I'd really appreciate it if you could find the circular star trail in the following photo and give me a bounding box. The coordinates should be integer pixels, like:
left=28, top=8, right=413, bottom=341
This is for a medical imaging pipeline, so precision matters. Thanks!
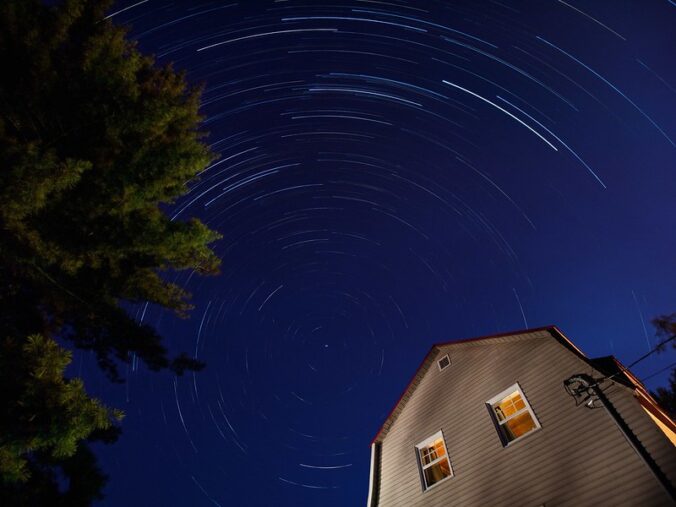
left=84, top=1, right=675, bottom=506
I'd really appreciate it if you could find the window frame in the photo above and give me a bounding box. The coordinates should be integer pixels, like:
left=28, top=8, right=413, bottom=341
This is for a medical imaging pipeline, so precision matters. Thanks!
left=486, top=382, right=541, bottom=447
left=437, top=354, right=451, bottom=372
left=415, top=430, right=453, bottom=491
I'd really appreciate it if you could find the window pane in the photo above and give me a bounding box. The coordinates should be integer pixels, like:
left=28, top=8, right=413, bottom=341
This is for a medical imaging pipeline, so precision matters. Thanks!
left=420, top=447, right=438, bottom=465
left=501, top=411, right=537, bottom=442
left=424, top=458, right=451, bottom=487
left=503, top=403, right=517, bottom=417
left=493, top=391, right=523, bottom=420
left=421, top=440, right=447, bottom=464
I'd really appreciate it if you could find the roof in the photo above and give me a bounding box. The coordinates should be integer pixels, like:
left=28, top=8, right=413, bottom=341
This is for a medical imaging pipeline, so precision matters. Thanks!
left=371, top=325, right=675, bottom=444
left=591, top=355, right=676, bottom=436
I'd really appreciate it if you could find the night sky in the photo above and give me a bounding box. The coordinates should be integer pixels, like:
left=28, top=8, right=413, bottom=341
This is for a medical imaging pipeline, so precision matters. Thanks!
left=79, top=1, right=675, bottom=505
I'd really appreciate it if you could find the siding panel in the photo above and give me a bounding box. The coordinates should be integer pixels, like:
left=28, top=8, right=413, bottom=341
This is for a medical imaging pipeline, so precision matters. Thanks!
left=376, top=331, right=675, bottom=506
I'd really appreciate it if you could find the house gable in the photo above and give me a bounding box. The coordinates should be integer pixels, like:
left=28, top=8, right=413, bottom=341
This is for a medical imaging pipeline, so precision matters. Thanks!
left=372, top=326, right=559, bottom=444
left=369, top=326, right=676, bottom=506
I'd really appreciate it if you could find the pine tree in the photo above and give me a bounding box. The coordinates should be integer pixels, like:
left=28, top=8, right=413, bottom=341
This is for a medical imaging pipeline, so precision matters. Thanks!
left=0, top=335, right=121, bottom=484
left=0, top=0, right=221, bottom=500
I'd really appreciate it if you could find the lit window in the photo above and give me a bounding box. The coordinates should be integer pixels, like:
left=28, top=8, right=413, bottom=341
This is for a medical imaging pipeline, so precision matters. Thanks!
left=416, top=430, right=453, bottom=490
left=437, top=354, right=451, bottom=371
left=487, top=383, right=540, bottom=445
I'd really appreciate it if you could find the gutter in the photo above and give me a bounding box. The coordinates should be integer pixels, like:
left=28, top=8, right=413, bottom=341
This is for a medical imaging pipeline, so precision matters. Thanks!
left=366, top=442, right=380, bottom=507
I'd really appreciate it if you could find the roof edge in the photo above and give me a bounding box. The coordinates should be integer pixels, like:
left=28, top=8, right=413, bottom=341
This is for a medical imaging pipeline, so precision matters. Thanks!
left=608, top=356, right=676, bottom=432
left=369, top=325, right=675, bottom=446
left=370, top=325, right=558, bottom=445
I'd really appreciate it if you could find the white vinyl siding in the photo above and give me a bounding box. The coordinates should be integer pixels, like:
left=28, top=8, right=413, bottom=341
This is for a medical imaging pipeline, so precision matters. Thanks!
left=375, top=330, right=676, bottom=506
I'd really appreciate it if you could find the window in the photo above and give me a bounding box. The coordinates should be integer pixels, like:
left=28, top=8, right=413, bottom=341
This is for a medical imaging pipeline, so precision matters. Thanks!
left=416, top=430, right=453, bottom=490
left=437, top=354, right=451, bottom=371
left=487, top=383, right=540, bottom=445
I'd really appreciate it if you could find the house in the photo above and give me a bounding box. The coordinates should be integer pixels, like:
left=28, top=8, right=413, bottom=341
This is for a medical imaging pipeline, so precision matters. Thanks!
left=367, top=326, right=676, bottom=506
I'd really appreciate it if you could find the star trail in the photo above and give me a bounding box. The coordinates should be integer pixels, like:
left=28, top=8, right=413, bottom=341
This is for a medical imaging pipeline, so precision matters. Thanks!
left=80, top=1, right=675, bottom=505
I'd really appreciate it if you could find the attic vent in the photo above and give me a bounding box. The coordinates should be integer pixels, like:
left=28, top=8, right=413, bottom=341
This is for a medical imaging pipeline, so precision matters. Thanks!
left=437, top=354, right=451, bottom=371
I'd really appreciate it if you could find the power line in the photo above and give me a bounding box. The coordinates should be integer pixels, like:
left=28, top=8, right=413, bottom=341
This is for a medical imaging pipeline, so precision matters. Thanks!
left=625, top=334, right=676, bottom=371
left=594, top=333, right=676, bottom=388
left=641, top=362, right=676, bottom=383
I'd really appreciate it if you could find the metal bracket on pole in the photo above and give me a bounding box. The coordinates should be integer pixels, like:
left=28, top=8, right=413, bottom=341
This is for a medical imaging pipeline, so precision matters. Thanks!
left=564, top=374, right=675, bottom=501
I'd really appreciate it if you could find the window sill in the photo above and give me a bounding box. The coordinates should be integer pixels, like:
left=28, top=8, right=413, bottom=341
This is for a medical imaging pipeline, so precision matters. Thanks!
left=503, top=426, right=541, bottom=448
left=423, top=474, right=453, bottom=492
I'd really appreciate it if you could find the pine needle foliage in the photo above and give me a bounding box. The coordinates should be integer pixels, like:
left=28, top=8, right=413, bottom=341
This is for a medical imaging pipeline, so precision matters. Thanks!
left=0, top=0, right=221, bottom=499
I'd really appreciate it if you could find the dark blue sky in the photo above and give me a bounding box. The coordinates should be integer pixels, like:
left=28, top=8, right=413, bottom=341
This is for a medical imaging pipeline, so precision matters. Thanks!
left=80, top=1, right=674, bottom=505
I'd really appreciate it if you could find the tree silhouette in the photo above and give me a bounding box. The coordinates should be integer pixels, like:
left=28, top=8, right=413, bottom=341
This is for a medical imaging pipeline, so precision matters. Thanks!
left=0, top=0, right=220, bottom=501
left=0, top=335, right=120, bottom=506
left=650, top=314, right=676, bottom=418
